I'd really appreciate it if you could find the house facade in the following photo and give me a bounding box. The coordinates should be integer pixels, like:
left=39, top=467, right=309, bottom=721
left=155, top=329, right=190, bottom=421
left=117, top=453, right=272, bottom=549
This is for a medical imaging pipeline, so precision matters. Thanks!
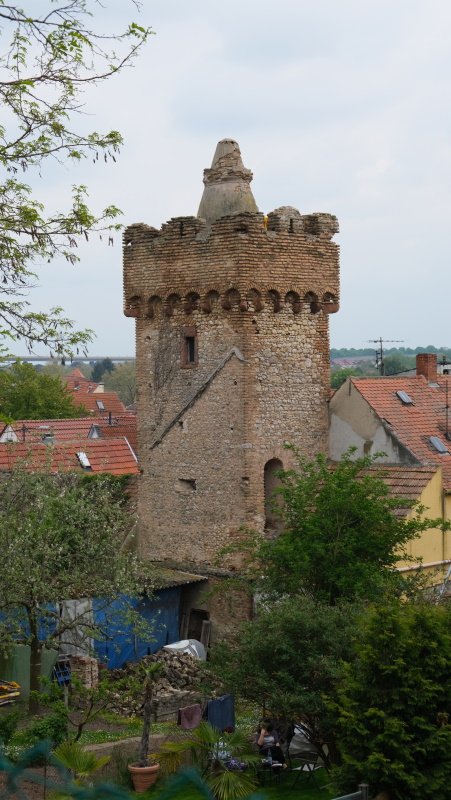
left=330, top=353, right=451, bottom=582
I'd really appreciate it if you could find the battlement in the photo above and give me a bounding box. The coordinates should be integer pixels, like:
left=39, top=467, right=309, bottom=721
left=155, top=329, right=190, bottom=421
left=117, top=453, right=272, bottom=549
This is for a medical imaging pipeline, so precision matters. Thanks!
left=123, top=207, right=339, bottom=320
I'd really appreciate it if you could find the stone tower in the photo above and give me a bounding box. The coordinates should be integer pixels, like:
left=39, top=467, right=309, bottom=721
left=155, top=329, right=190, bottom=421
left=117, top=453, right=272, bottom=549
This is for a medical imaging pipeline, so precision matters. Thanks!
left=123, top=139, right=340, bottom=572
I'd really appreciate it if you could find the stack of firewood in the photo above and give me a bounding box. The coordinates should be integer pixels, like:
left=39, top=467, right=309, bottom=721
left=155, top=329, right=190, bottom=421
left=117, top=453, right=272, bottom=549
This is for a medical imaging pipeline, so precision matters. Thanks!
left=70, top=655, right=99, bottom=688
left=103, top=648, right=220, bottom=716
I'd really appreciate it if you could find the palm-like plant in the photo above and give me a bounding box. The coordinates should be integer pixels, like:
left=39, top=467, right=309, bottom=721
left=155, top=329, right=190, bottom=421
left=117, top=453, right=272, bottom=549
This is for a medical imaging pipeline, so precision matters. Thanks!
left=158, top=721, right=260, bottom=800
left=52, top=740, right=110, bottom=797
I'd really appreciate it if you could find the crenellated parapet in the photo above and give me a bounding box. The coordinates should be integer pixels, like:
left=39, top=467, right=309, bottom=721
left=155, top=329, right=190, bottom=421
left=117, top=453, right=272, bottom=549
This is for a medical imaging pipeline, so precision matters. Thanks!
left=123, top=205, right=339, bottom=321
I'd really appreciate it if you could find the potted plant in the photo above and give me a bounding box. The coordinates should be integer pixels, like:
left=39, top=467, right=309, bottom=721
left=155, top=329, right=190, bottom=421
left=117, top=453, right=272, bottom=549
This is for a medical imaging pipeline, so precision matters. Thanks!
left=128, top=662, right=163, bottom=793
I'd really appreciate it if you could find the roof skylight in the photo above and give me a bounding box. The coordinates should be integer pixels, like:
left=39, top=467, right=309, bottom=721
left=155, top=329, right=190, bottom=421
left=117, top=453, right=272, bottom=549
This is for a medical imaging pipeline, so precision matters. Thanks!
left=396, top=390, right=413, bottom=405
left=76, top=451, right=92, bottom=469
left=429, top=436, right=449, bottom=454
left=96, top=400, right=105, bottom=410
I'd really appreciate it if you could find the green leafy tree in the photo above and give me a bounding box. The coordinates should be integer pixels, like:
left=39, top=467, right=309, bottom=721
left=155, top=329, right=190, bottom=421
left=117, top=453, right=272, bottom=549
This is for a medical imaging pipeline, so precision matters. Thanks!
left=382, top=355, right=410, bottom=375
left=0, top=2, right=152, bottom=358
left=103, top=360, right=136, bottom=406
left=227, top=448, right=444, bottom=606
left=207, top=597, right=358, bottom=768
left=330, top=368, right=362, bottom=390
left=0, top=360, right=85, bottom=419
left=332, top=600, right=451, bottom=800
left=0, top=467, right=153, bottom=714
left=91, top=358, right=115, bottom=383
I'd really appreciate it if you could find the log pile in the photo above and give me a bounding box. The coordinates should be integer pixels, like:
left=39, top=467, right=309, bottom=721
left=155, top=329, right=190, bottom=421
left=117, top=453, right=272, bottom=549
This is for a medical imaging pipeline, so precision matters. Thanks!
left=104, top=648, right=219, bottom=717
left=70, top=655, right=99, bottom=689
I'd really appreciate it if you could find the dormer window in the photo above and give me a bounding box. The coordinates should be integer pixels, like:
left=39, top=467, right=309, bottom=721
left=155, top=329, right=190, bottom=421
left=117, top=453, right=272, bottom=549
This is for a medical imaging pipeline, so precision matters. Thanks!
left=181, top=326, right=198, bottom=368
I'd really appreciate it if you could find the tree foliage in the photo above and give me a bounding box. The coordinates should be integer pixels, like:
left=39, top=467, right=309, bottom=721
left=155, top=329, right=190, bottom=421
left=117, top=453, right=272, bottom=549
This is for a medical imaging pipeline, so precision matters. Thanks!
left=103, top=360, right=135, bottom=406
left=332, top=600, right=451, bottom=800
left=207, top=597, right=359, bottom=768
left=382, top=355, right=412, bottom=375
left=330, top=368, right=362, bottom=390
left=91, top=358, right=115, bottom=383
left=227, top=448, right=443, bottom=605
left=0, top=360, right=84, bottom=420
left=0, top=2, right=152, bottom=358
left=0, top=466, right=153, bottom=712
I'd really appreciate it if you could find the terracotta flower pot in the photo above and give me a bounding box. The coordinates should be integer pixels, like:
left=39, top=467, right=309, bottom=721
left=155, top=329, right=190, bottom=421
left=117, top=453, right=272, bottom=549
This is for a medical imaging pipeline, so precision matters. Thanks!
left=128, top=762, right=160, bottom=793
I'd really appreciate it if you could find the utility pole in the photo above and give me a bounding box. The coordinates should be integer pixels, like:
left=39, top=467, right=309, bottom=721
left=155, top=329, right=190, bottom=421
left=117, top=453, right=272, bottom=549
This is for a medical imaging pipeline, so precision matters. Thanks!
left=367, top=337, right=404, bottom=375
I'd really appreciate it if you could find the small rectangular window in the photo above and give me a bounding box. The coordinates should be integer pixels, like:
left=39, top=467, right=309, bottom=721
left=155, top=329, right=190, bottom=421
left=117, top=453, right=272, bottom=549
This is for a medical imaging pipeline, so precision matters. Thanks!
left=186, top=336, right=195, bottom=363
left=181, top=326, right=198, bottom=368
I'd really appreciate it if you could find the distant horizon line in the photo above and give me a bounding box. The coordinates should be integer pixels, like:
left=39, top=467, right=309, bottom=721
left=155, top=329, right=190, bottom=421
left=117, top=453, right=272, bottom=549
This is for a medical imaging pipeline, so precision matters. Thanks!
left=6, top=355, right=135, bottom=362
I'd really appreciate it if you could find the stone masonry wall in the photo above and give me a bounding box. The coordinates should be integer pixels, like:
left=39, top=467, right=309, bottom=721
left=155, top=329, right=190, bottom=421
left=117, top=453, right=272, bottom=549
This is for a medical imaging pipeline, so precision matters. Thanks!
left=125, top=206, right=339, bottom=570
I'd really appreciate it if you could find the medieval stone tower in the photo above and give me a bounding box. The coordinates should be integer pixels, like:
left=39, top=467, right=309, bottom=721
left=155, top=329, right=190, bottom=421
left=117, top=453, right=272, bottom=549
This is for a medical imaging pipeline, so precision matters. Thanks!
left=123, top=139, right=340, bottom=573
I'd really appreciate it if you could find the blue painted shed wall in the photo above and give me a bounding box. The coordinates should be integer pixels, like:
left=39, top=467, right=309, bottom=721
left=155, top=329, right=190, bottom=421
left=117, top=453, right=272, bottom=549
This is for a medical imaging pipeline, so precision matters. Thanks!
left=93, top=587, right=181, bottom=668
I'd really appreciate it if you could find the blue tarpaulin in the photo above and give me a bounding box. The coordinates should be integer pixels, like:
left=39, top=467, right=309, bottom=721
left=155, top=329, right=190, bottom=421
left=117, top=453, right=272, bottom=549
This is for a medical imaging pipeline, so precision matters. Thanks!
left=93, top=587, right=181, bottom=668
left=0, top=605, right=58, bottom=643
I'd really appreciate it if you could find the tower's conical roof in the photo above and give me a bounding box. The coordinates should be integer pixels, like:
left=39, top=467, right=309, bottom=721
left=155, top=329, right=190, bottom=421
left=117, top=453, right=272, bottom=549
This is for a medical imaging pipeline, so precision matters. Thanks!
left=197, top=139, right=258, bottom=227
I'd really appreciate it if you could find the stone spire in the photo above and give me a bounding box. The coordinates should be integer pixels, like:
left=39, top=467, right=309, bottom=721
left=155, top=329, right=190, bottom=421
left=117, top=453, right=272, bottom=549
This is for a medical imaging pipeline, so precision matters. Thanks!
left=197, top=139, right=259, bottom=227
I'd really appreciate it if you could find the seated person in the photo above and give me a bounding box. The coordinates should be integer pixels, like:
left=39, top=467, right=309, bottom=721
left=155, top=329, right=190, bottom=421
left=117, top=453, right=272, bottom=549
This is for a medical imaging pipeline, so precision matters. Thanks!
left=255, top=719, right=288, bottom=769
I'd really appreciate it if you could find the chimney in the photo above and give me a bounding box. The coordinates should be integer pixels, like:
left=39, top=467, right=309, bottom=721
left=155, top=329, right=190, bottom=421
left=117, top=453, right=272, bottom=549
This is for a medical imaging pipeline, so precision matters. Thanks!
left=416, top=353, right=437, bottom=382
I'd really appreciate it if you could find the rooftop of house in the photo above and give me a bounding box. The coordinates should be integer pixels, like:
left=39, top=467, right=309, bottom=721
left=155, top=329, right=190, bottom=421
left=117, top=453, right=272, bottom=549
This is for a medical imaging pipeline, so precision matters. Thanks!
left=96, top=422, right=137, bottom=454
left=359, top=465, right=440, bottom=516
left=0, top=418, right=95, bottom=443
left=70, top=391, right=126, bottom=416
left=0, top=437, right=139, bottom=476
left=347, top=358, right=451, bottom=489
left=64, top=368, right=101, bottom=394
left=151, top=567, right=207, bottom=589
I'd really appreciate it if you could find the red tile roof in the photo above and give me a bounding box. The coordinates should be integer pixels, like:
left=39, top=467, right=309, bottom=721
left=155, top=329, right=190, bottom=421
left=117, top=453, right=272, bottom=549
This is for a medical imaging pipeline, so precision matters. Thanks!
left=360, top=465, right=440, bottom=516
left=64, top=368, right=100, bottom=393
left=65, top=379, right=101, bottom=394
left=71, top=392, right=126, bottom=415
left=0, top=438, right=139, bottom=476
left=0, top=418, right=94, bottom=443
left=97, top=422, right=137, bottom=454
left=351, top=375, right=451, bottom=489
left=68, top=368, right=87, bottom=379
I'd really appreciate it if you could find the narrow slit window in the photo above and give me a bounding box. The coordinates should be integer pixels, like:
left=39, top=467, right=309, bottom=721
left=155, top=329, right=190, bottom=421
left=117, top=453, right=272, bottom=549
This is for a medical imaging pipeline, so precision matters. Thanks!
left=186, top=336, right=195, bottom=363
left=181, top=326, right=198, bottom=367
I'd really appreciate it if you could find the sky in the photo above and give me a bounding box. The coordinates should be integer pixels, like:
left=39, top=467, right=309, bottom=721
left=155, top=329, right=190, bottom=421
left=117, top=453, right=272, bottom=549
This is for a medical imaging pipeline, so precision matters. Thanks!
left=10, top=0, right=451, bottom=356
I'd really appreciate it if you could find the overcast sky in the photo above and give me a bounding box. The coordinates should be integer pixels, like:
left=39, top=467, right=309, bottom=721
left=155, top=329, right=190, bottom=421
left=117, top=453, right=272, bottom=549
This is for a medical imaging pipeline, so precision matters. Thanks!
left=12, top=0, right=451, bottom=356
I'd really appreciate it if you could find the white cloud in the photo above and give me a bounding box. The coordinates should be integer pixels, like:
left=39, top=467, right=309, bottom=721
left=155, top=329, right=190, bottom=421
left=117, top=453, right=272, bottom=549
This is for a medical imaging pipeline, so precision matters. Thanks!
left=8, top=0, right=451, bottom=354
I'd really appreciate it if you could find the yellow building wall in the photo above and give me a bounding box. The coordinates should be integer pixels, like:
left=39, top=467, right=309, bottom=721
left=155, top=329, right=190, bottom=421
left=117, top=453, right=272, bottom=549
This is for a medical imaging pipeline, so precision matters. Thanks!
left=397, top=467, right=451, bottom=583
